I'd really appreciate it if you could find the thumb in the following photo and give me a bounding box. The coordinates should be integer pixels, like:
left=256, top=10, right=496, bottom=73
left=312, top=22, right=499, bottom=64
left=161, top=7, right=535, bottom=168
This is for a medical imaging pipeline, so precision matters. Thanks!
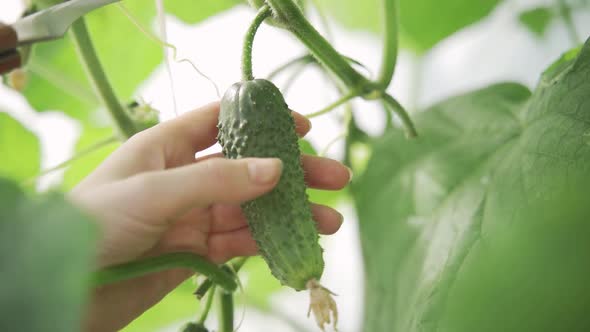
left=121, top=157, right=283, bottom=220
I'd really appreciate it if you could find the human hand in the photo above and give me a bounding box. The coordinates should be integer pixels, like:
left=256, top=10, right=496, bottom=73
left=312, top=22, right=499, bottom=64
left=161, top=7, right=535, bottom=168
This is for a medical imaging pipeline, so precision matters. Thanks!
left=70, top=102, right=351, bottom=332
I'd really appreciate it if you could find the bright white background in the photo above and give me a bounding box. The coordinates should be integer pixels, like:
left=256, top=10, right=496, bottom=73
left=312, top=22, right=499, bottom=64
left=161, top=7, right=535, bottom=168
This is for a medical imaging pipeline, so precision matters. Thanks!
left=1, top=1, right=589, bottom=331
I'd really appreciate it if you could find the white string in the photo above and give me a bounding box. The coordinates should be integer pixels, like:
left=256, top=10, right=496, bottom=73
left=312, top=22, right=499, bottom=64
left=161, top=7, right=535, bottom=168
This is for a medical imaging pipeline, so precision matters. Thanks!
left=117, top=3, right=221, bottom=99
left=154, top=0, right=178, bottom=116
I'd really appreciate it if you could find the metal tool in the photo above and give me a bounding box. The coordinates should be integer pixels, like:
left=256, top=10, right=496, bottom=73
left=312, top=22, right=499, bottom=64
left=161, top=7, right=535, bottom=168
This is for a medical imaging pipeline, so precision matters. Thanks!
left=0, top=0, right=121, bottom=75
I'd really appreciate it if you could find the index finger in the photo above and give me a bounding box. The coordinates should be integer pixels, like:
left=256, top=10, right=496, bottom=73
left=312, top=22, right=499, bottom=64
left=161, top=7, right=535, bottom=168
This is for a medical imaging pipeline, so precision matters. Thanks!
left=144, top=102, right=312, bottom=168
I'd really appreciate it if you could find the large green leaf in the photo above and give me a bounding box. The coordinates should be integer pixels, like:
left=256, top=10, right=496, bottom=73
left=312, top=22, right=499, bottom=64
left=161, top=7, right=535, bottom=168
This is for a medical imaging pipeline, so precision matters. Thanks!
left=166, top=0, right=242, bottom=24
left=0, top=179, right=97, bottom=332
left=354, top=40, right=590, bottom=331
left=0, top=113, right=41, bottom=181
left=25, top=0, right=160, bottom=121
left=322, top=0, right=502, bottom=53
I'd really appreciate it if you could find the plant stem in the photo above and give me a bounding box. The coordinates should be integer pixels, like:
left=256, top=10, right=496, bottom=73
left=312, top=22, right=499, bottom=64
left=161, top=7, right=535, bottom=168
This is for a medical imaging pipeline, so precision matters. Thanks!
left=556, top=0, right=580, bottom=45
left=243, top=5, right=272, bottom=81
left=194, top=258, right=248, bottom=299
left=92, top=253, right=237, bottom=292
left=320, top=132, right=347, bottom=157
left=266, top=0, right=417, bottom=135
left=198, top=285, right=216, bottom=325
left=382, top=93, right=417, bottom=137
left=306, top=92, right=358, bottom=118
left=268, top=54, right=371, bottom=81
left=266, top=0, right=370, bottom=92
left=268, top=54, right=315, bottom=80
left=309, top=0, right=333, bottom=42
left=26, top=135, right=119, bottom=184
left=218, top=290, right=234, bottom=332
left=69, top=19, right=137, bottom=138
left=377, top=0, right=400, bottom=88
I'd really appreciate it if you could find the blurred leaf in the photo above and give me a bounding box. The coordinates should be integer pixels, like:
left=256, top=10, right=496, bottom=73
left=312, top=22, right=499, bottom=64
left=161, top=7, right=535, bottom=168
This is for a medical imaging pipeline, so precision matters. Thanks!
left=238, top=257, right=282, bottom=310
left=62, top=126, right=120, bottom=189
left=166, top=0, right=242, bottom=24
left=24, top=1, right=161, bottom=121
left=354, top=41, right=590, bottom=331
left=323, top=0, right=502, bottom=53
left=519, top=7, right=554, bottom=37
left=0, top=113, right=40, bottom=181
left=0, top=178, right=96, bottom=332
left=122, top=279, right=200, bottom=332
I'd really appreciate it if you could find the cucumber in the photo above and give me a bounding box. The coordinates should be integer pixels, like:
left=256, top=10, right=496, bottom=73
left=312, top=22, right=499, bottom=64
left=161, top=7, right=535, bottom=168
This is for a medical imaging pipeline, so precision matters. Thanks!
left=217, top=78, right=337, bottom=330
left=218, top=79, right=322, bottom=290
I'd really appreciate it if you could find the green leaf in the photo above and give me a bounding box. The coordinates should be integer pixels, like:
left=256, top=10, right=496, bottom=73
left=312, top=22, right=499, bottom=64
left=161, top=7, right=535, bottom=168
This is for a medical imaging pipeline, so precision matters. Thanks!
left=354, top=40, right=590, bottom=331
left=0, top=113, right=41, bottom=181
left=166, top=0, right=242, bottom=24
left=24, top=1, right=161, bottom=121
left=323, top=0, right=502, bottom=53
left=519, top=7, right=554, bottom=37
left=0, top=178, right=97, bottom=332
left=62, top=125, right=120, bottom=189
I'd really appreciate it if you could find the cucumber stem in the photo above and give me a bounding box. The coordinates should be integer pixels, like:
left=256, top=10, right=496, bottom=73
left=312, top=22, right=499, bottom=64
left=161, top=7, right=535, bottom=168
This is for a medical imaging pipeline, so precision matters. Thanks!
left=242, top=5, right=272, bottom=81
left=265, top=0, right=370, bottom=92
left=376, top=0, right=400, bottom=88
left=92, top=253, right=237, bottom=292
left=69, top=18, right=137, bottom=139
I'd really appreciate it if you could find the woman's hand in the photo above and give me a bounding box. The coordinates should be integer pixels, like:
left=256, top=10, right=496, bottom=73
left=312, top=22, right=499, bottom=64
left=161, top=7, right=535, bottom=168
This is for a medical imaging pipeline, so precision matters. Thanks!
left=70, top=102, right=351, bottom=332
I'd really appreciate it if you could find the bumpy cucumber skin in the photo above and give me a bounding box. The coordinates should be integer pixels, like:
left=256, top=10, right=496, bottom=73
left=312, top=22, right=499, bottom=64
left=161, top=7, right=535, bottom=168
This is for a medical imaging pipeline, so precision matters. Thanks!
left=217, top=79, right=324, bottom=291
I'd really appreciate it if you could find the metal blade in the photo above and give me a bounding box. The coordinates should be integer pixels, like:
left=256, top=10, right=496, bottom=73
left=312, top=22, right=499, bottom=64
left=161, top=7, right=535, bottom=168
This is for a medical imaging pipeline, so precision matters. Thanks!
left=12, top=0, right=121, bottom=46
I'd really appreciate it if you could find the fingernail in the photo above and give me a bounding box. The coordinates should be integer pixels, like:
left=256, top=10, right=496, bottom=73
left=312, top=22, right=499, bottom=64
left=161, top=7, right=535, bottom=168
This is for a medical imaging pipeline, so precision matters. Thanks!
left=305, top=116, right=312, bottom=130
left=346, top=166, right=354, bottom=183
left=337, top=211, right=344, bottom=225
left=248, top=158, right=283, bottom=185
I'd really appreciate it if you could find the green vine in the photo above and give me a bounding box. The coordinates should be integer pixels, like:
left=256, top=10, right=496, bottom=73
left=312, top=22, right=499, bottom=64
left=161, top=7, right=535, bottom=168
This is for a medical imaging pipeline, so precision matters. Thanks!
left=264, top=0, right=417, bottom=136
left=218, top=290, right=234, bottom=332
left=265, top=0, right=370, bottom=93
left=376, top=0, right=400, bottom=88
left=198, top=285, right=216, bottom=325
left=243, top=5, right=273, bottom=81
left=92, top=253, right=237, bottom=292
left=194, top=258, right=247, bottom=299
left=382, top=93, right=417, bottom=137
left=69, top=19, right=138, bottom=139
left=306, top=92, right=358, bottom=119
